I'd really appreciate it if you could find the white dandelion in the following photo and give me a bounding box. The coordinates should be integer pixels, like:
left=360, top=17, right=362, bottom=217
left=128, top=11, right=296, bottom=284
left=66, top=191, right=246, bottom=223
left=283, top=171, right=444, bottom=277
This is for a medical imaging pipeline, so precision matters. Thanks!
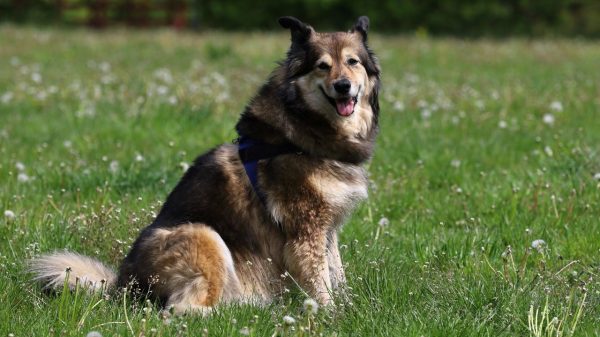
left=498, top=120, right=507, bottom=129
left=393, top=101, right=405, bottom=111
left=135, top=153, right=144, bottom=162
left=549, top=101, right=563, bottom=112
left=420, top=108, right=431, bottom=119
left=239, top=327, right=250, bottom=336
left=86, top=331, right=103, bottom=337
left=378, top=217, right=390, bottom=227
left=303, top=298, right=319, bottom=314
left=17, top=173, right=30, bottom=183
left=593, top=173, right=600, bottom=181
left=31, top=72, right=42, bottom=83
left=156, top=85, right=169, bottom=96
left=543, top=113, right=555, bottom=125
left=109, top=160, right=119, bottom=173
left=4, top=210, right=16, bottom=220
left=1, top=91, right=13, bottom=104
left=15, top=162, right=25, bottom=171
left=451, top=159, right=461, bottom=168
left=283, top=315, right=296, bottom=325
left=531, top=239, right=546, bottom=253
left=544, top=146, right=553, bottom=157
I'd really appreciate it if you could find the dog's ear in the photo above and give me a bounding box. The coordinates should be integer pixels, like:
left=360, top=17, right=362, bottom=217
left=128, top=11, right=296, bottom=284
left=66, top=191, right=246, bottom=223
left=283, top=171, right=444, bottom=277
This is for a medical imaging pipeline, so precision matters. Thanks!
left=278, top=16, right=313, bottom=44
left=352, top=16, right=369, bottom=41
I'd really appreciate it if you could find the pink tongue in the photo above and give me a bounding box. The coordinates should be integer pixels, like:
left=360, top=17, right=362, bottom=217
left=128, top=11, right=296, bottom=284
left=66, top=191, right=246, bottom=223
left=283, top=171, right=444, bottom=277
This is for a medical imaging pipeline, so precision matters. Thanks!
left=335, top=98, right=354, bottom=116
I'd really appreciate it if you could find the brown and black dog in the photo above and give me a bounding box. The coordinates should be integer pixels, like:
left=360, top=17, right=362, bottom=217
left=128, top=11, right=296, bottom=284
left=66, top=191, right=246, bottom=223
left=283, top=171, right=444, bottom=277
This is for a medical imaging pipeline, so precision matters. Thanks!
left=30, top=16, right=381, bottom=314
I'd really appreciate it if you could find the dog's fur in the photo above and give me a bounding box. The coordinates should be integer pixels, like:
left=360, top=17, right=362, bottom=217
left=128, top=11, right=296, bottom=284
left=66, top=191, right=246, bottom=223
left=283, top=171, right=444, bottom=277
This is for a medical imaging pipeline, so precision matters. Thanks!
left=30, top=16, right=380, bottom=314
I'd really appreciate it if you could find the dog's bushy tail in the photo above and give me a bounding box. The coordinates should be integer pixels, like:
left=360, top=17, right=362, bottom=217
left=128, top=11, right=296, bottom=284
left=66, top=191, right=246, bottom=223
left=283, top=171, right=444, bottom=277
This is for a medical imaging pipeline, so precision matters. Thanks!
left=29, top=251, right=117, bottom=292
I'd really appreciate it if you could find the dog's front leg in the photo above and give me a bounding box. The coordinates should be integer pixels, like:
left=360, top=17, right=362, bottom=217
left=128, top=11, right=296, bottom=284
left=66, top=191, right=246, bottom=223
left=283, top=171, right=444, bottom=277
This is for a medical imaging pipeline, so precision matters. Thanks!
left=284, top=231, right=332, bottom=305
left=326, top=231, right=346, bottom=292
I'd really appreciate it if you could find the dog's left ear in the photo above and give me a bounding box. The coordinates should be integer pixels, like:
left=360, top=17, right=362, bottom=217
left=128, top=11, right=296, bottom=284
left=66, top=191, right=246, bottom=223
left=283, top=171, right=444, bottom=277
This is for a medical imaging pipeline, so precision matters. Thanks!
left=352, top=16, right=369, bottom=41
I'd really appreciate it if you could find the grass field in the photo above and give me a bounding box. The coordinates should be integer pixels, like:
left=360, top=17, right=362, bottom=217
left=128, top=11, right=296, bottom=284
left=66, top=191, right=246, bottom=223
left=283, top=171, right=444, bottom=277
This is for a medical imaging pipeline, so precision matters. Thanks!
left=1, top=25, right=599, bottom=336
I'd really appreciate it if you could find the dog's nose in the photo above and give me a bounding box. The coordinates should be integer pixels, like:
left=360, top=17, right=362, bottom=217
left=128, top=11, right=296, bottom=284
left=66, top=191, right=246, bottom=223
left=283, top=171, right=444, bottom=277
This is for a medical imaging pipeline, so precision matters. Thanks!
left=333, top=79, right=351, bottom=94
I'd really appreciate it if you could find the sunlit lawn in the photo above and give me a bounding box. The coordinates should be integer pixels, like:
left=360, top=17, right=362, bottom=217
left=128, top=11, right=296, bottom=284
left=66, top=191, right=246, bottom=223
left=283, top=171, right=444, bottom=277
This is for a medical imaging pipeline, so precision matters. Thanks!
left=1, top=25, right=599, bottom=336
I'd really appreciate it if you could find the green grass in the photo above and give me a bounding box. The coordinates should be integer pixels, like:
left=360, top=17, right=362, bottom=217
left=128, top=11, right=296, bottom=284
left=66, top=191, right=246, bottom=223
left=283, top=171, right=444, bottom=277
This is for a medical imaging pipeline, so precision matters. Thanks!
left=1, top=25, right=599, bottom=336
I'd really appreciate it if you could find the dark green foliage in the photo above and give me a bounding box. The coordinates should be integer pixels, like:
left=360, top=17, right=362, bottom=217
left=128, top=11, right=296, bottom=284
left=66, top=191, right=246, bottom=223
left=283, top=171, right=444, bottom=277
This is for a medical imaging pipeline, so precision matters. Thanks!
left=2, top=0, right=600, bottom=36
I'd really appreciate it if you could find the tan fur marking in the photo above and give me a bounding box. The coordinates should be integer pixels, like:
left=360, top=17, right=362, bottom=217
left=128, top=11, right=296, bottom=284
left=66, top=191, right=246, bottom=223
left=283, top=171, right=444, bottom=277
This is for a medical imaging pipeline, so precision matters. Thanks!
left=138, top=224, right=240, bottom=313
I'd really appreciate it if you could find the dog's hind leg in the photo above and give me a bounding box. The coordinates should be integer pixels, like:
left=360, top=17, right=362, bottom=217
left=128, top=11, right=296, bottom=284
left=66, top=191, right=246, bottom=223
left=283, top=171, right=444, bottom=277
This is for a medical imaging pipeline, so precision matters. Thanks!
left=141, top=224, right=241, bottom=315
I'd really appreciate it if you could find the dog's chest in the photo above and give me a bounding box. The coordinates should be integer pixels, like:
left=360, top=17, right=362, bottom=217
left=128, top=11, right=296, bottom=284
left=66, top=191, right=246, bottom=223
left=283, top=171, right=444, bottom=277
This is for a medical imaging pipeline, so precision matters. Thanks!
left=307, top=169, right=368, bottom=209
left=264, top=159, right=368, bottom=226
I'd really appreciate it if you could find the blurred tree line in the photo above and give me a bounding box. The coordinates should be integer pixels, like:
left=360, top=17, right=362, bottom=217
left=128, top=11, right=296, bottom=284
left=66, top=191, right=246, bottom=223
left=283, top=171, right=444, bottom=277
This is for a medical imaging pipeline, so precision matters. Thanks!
left=1, top=0, right=599, bottom=37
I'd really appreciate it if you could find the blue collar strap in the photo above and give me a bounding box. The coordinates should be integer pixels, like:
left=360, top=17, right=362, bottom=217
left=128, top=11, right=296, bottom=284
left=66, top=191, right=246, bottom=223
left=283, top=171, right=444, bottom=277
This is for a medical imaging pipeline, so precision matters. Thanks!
left=237, top=135, right=301, bottom=205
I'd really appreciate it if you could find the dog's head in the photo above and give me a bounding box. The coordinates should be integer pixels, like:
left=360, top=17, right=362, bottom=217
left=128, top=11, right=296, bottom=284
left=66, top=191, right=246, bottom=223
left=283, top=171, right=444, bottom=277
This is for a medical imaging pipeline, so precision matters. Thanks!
left=278, top=16, right=380, bottom=136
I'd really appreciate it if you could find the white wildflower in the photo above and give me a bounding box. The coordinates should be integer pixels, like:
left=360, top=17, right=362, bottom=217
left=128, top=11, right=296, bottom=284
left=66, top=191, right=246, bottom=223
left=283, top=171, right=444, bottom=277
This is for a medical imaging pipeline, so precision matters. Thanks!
left=282, top=315, right=296, bottom=325
left=86, top=331, right=103, bottom=337
left=451, top=159, right=461, bottom=168
left=17, top=173, right=30, bottom=182
left=303, top=298, right=319, bottom=315
left=498, top=120, right=507, bottom=129
left=31, top=72, right=42, bottom=83
left=1, top=91, right=13, bottom=104
left=15, top=162, right=25, bottom=171
left=543, top=113, right=555, bottom=125
left=378, top=217, right=390, bottom=227
left=63, top=140, right=72, bottom=148
left=239, top=327, right=250, bottom=336
left=179, top=162, right=190, bottom=172
left=531, top=239, right=546, bottom=252
left=168, top=95, right=178, bottom=105
left=156, top=85, right=169, bottom=96
left=99, top=61, right=111, bottom=73
left=109, top=160, right=119, bottom=173
left=420, top=108, right=431, bottom=119
left=135, top=153, right=144, bottom=162
left=4, top=210, right=16, bottom=220
left=393, top=101, right=405, bottom=111
left=549, top=101, right=563, bottom=112
left=544, top=146, right=553, bottom=157
left=593, top=173, right=600, bottom=181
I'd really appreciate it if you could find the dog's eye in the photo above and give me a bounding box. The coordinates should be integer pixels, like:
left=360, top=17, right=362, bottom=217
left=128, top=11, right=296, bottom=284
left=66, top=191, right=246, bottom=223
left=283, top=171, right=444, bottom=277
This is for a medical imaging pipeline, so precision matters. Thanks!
left=317, top=62, right=331, bottom=70
left=347, top=58, right=359, bottom=66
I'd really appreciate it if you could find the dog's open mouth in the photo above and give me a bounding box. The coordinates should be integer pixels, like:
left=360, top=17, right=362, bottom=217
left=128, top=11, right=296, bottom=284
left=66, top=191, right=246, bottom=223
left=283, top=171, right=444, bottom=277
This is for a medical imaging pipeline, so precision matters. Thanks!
left=320, top=87, right=357, bottom=117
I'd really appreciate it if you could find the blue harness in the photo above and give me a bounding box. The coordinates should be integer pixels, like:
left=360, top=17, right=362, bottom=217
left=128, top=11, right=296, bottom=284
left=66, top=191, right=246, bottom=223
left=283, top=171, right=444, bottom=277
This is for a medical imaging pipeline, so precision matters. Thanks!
left=237, top=135, right=301, bottom=205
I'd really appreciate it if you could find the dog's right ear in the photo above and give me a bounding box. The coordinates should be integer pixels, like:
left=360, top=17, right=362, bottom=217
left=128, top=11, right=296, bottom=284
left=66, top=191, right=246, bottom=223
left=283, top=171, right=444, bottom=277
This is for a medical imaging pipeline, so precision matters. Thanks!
left=278, top=16, right=313, bottom=44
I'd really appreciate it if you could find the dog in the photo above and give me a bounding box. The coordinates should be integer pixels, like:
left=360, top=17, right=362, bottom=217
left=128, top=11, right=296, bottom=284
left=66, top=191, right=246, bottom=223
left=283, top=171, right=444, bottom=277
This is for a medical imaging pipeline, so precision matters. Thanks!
left=30, top=16, right=381, bottom=314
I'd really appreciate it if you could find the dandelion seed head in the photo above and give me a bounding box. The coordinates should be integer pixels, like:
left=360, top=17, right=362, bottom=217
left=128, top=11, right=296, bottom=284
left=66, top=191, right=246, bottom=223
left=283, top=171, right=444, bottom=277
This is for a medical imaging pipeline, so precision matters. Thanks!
left=135, top=153, right=144, bottom=162
left=498, top=120, right=507, bottom=129
left=543, top=113, right=555, bottom=125
left=378, top=217, right=390, bottom=227
left=17, top=173, right=30, bottom=183
left=303, top=298, right=319, bottom=314
left=109, top=160, right=119, bottom=173
left=593, top=173, right=600, bottom=181
left=15, top=162, right=25, bottom=171
left=393, top=101, right=405, bottom=111
left=451, top=159, right=461, bottom=168
left=86, top=331, right=102, bottom=337
left=239, top=327, right=250, bottom=336
left=4, top=210, right=16, bottom=220
left=549, top=101, right=563, bottom=112
left=283, top=315, right=296, bottom=325
left=531, top=239, right=546, bottom=252
left=31, top=72, right=42, bottom=83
